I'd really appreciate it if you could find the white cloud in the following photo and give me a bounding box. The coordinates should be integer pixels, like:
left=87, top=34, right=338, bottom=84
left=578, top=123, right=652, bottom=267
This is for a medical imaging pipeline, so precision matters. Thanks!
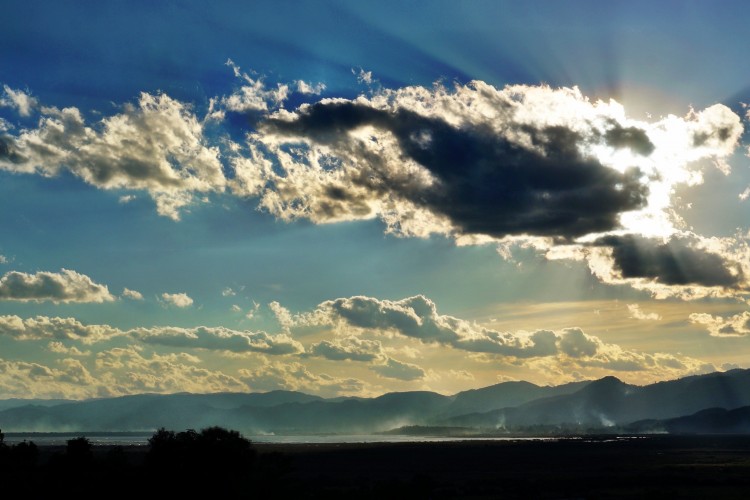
left=627, top=304, right=662, bottom=321
left=0, top=85, right=38, bottom=117
left=119, top=194, right=136, bottom=204
left=352, top=68, right=374, bottom=85
left=221, top=59, right=290, bottom=113
left=371, top=357, right=426, bottom=381
left=690, top=311, right=750, bottom=337
left=0, top=269, right=114, bottom=303
left=0, top=91, right=225, bottom=220
left=122, top=288, right=143, bottom=300
left=245, top=301, right=260, bottom=320
left=48, top=341, right=90, bottom=356
left=0, top=255, right=7, bottom=264
left=161, top=292, right=193, bottom=308
left=0, top=314, right=120, bottom=343
left=296, top=80, right=326, bottom=95
left=222, top=287, right=236, bottom=297
left=131, top=325, right=303, bottom=355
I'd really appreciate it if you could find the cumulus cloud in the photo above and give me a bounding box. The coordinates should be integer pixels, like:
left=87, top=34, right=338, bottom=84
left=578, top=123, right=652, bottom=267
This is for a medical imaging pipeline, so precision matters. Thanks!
left=371, top=357, right=426, bottom=381
left=48, top=341, right=90, bottom=356
left=161, top=292, right=193, bottom=308
left=627, top=304, right=662, bottom=321
left=0, top=91, right=225, bottom=220
left=122, top=288, right=143, bottom=300
left=0, top=255, right=7, bottom=264
left=131, top=325, right=304, bottom=355
left=277, top=294, right=707, bottom=379
left=0, top=315, right=120, bottom=343
left=690, top=311, right=750, bottom=337
left=309, top=335, right=385, bottom=362
left=232, top=80, right=740, bottom=244
left=307, top=335, right=425, bottom=380
left=0, top=269, right=114, bottom=303
left=289, top=295, right=562, bottom=357
left=0, top=85, right=38, bottom=116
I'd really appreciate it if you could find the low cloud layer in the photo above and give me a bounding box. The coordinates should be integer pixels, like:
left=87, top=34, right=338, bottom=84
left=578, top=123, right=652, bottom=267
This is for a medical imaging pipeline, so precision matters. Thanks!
left=132, top=326, right=303, bottom=355
left=0, top=314, right=303, bottom=355
left=238, top=360, right=367, bottom=398
left=0, top=269, right=114, bottom=303
left=274, top=294, right=711, bottom=377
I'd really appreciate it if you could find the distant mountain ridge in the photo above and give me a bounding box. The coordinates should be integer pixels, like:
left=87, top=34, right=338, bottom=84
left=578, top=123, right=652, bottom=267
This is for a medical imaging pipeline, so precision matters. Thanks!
left=2, top=369, right=750, bottom=434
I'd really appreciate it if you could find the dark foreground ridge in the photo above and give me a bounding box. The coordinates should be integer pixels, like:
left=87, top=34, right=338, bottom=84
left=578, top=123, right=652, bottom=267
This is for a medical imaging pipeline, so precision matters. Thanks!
left=3, top=427, right=750, bottom=498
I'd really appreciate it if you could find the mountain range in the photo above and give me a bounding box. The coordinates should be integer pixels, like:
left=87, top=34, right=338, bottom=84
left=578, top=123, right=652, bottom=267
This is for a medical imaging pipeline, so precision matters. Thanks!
left=2, top=369, right=750, bottom=434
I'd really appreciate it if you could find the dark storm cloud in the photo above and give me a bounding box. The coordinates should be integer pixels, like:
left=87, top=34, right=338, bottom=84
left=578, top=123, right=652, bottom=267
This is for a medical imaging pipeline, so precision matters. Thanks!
left=603, top=123, right=655, bottom=156
left=595, top=235, right=745, bottom=288
left=263, top=101, right=649, bottom=239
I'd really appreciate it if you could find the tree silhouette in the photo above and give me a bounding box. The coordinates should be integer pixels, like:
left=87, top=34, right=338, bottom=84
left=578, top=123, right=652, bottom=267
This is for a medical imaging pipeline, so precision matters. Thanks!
left=145, top=426, right=258, bottom=494
left=66, top=436, right=93, bottom=465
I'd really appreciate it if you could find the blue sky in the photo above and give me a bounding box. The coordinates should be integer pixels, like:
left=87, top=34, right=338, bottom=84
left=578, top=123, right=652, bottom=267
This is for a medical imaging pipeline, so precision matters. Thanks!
left=2, top=1, right=750, bottom=398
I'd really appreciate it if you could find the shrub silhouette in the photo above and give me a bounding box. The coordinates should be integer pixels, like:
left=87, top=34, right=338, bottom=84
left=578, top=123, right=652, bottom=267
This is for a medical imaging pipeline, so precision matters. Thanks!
left=9, top=440, right=39, bottom=468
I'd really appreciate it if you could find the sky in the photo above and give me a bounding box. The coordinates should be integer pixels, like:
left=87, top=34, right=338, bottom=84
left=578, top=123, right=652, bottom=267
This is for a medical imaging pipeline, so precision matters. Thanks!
left=2, top=0, right=750, bottom=399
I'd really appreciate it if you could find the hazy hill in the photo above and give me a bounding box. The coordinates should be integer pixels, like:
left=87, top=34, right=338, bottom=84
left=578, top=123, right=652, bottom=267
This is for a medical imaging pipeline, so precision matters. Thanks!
left=628, top=406, right=750, bottom=434
left=438, top=380, right=590, bottom=418
left=2, top=369, right=750, bottom=433
left=440, top=369, right=750, bottom=429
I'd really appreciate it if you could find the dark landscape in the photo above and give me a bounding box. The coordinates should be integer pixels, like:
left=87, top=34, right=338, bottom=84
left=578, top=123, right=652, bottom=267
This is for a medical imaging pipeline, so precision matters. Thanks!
left=3, top=432, right=750, bottom=498
left=3, top=369, right=750, bottom=497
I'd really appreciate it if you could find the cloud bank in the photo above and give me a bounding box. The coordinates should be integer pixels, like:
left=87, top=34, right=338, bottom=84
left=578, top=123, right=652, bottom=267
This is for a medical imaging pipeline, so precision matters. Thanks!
left=274, top=294, right=712, bottom=378
left=0, top=73, right=745, bottom=300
